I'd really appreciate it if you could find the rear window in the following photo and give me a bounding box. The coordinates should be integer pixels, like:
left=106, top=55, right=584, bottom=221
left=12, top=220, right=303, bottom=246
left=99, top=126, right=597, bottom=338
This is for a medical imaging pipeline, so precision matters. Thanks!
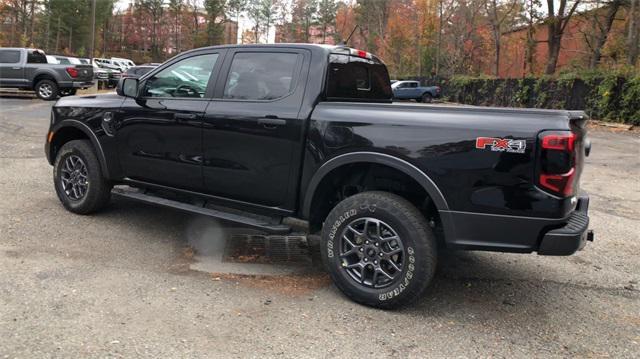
left=223, top=52, right=300, bottom=101
left=0, top=50, right=20, bottom=63
left=325, top=54, right=392, bottom=102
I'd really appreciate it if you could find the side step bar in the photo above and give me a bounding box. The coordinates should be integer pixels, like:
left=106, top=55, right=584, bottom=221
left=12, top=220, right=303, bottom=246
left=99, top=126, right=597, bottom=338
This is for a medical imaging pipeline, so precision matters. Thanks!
left=111, top=187, right=291, bottom=234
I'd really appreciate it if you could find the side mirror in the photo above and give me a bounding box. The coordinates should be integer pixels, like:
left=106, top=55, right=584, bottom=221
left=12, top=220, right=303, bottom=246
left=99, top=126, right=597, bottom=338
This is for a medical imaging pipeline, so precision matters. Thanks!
left=117, top=77, right=139, bottom=98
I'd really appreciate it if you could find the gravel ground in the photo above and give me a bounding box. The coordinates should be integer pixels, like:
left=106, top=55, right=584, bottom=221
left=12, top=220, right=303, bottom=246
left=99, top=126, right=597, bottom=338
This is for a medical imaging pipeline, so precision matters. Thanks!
left=0, top=96, right=638, bottom=358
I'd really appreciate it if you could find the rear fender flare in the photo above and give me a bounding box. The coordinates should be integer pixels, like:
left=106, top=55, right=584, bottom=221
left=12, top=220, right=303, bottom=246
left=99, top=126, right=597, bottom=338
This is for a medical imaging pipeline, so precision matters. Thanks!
left=302, top=152, right=450, bottom=217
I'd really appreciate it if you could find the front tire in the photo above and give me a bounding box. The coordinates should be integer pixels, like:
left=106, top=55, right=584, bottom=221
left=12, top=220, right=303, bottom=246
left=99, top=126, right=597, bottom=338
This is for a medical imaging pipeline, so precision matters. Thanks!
left=35, top=79, right=59, bottom=100
left=321, top=191, right=437, bottom=309
left=53, top=140, right=111, bottom=214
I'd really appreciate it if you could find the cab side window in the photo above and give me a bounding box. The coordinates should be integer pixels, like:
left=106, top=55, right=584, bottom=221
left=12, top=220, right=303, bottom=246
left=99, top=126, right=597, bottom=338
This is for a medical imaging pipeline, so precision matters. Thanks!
left=27, top=50, right=47, bottom=64
left=223, top=52, right=299, bottom=101
left=0, top=50, right=20, bottom=63
left=143, top=53, right=218, bottom=98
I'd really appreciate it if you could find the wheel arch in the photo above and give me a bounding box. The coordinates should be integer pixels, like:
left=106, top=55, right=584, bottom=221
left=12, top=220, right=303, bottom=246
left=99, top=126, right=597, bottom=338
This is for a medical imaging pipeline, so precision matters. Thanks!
left=302, top=152, right=454, bottom=241
left=49, top=120, right=110, bottom=178
left=33, top=72, right=58, bottom=88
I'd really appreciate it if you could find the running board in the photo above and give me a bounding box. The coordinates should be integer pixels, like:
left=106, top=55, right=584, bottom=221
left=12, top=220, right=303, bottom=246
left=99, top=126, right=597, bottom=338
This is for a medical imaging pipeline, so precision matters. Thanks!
left=111, top=187, right=291, bottom=234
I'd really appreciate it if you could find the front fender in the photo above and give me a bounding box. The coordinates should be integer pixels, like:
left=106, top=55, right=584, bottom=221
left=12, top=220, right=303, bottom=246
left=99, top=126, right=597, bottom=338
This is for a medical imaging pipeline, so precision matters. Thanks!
left=46, top=120, right=111, bottom=178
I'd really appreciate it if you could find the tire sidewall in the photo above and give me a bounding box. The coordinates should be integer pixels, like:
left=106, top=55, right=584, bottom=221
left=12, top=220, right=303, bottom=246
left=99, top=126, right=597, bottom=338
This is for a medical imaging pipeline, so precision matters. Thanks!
left=53, top=142, right=99, bottom=212
left=422, top=93, right=433, bottom=103
left=35, top=80, right=58, bottom=101
left=321, top=193, right=435, bottom=308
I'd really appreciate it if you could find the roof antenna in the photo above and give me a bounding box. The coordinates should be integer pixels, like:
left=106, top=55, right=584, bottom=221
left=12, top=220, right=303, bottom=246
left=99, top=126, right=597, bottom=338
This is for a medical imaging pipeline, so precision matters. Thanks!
left=340, top=24, right=360, bottom=46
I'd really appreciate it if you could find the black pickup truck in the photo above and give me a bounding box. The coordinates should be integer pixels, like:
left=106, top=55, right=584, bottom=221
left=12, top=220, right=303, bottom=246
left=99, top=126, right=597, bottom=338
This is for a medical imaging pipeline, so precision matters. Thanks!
left=44, top=44, right=593, bottom=308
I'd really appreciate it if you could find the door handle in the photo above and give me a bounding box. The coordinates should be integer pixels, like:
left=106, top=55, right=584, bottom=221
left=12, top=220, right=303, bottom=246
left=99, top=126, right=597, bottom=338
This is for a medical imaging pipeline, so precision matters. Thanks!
left=257, top=116, right=286, bottom=127
left=174, top=113, right=197, bottom=121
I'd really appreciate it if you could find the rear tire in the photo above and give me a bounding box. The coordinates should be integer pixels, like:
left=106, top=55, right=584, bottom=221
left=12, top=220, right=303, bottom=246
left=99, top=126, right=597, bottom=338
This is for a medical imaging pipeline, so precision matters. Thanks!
left=321, top=191, right=437, bottom=309
left=53, top=140, right=111, bottom=214
left=35, top=79, right=59, bottom=101
left=421, top=93, right=433, bottom=103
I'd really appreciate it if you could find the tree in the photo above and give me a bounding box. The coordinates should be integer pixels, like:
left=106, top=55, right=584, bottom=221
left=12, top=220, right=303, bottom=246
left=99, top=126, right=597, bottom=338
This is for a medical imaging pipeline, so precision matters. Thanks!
left=628, top=0, right=639, bottom=65
left=138, top=0, right=165, bottom=61
left=317, top=0, right=337, bottom=43
left=483, top=0, right=521, bottom=76
left=355, top=0, right=391, bottom=52
left=521, top=0, right=542, bottom=75
left=292, top=0, right=317, bottom=42
left=203, top=0, right=225, bottom=45
left=259, top=0, right=278, bottom=42
left=544, top=0, right=581, bottom=74
left=227, top=0, right=247, bottom=43
left=168, top=0, right=183, bottom=53
left=185, top=0, right=201, bottom=48
left=247, top=0, right=264, bottom=42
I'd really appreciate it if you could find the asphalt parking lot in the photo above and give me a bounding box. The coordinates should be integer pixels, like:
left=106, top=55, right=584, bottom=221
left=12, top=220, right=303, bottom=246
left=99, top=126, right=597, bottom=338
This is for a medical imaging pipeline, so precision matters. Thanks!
left=1, top=95, right=639, bottom=357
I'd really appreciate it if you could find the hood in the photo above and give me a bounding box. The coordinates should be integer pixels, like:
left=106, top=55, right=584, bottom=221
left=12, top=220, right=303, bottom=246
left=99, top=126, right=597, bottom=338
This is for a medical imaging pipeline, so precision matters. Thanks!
left=54, top=92, right=124, bottom=108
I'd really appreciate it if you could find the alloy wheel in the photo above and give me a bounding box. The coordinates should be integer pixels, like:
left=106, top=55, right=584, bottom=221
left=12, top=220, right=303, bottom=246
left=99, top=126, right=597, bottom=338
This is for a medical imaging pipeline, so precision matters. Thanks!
left=60, top=155, right=89, bottom=201
left=338, top=217, right=405, bottom=289
left=38, top=83, right=53, bottom=98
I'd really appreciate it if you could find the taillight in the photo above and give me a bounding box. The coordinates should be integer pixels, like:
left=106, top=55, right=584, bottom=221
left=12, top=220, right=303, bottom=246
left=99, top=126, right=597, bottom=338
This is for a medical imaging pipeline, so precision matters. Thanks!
left=538, top=131, right=577, bottom=197
left=349, top=48, right=372, bottom=59
left=541, top=133, right=575, bottom=151
left=66, top=67, right=79, bottom=78
left=435, top=86, right=441, bottom=94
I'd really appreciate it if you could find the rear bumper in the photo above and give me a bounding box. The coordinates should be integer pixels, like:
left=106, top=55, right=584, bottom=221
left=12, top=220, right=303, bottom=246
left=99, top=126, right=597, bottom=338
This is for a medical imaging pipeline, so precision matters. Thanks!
left=538, top=195, right=593, bottom=255
left=58, top=80, right=95, bottom=89
left=440, top=194, right=593, bottom=255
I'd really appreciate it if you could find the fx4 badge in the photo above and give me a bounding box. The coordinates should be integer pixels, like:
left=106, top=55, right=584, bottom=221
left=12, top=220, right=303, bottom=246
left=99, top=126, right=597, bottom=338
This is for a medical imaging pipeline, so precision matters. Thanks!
left=476, top=137, right=526, bottom=154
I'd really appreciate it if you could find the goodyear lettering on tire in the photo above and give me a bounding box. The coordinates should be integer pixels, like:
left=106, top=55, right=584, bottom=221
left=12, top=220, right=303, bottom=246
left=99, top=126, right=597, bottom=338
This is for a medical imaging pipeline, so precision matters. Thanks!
left=327, top=209, right=357, bottom=258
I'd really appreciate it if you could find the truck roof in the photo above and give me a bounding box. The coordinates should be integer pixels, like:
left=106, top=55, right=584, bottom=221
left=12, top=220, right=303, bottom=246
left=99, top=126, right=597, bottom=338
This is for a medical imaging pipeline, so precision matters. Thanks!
left=176, top=43, right=383, bottom=63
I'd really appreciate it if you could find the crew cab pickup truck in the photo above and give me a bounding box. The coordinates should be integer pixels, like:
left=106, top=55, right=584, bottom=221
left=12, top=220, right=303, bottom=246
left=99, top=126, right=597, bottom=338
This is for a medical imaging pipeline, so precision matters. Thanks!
left=391, top=80, right=441, bottom=102
left=44, top=44, right=593, bottom=308
left=0, top=48, right=94, bottom=100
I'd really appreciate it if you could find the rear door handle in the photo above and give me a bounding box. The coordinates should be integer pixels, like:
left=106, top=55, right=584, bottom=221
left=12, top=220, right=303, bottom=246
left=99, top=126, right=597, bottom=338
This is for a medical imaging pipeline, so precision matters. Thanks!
left=174, top=113, right=197, bottom=121
left=257, top=116, right=286, bottom=127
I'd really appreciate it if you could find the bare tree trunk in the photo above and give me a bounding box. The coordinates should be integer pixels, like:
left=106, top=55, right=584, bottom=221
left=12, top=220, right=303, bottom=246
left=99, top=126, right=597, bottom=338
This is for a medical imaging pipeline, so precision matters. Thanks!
left=589, top=1, right=621, bottom=68
left=435, top=0, right=443, bottom=76
left=545, top=0, right=581, bottom=75
left=628, top=0, right=639, bottom=65
left=28, top=0, right=35, bottom=45
left=55, top=16, right=61, bottom=52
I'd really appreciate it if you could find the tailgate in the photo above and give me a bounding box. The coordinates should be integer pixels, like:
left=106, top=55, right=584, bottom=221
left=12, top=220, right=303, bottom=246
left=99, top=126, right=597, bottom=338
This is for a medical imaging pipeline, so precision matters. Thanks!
left=72, top=65, right=94, bottom=81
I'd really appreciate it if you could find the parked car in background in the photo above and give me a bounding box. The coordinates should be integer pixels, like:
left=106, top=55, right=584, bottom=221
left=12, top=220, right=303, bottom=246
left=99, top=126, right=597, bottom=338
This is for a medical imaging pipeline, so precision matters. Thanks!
left=92, top=58, right=121, bottom=87
left=111, top=57, right=135, bottom=69
left=122, top=65, right=155, bottom=79
left=391, top=80, right=441, bottom=103
left=76, top=58, right=108, bottom=82
left=46, top=55, right=59, bottom=64
left=0, top=48, right=94, bottom=100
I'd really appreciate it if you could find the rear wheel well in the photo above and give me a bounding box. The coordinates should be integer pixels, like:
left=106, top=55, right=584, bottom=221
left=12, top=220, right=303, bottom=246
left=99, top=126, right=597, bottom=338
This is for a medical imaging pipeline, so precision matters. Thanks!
left=50, top=127, right=90, bottom=162
left=33, top=74, right=57, bottom=88
left=307, top=163, right=444, bottom=243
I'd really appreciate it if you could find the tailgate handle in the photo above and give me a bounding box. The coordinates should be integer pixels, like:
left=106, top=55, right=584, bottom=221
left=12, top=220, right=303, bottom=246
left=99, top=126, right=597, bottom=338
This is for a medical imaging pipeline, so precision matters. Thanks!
left=258, top=116, right=286, bottom=127
left=174, top=113, right=197, bottom=121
